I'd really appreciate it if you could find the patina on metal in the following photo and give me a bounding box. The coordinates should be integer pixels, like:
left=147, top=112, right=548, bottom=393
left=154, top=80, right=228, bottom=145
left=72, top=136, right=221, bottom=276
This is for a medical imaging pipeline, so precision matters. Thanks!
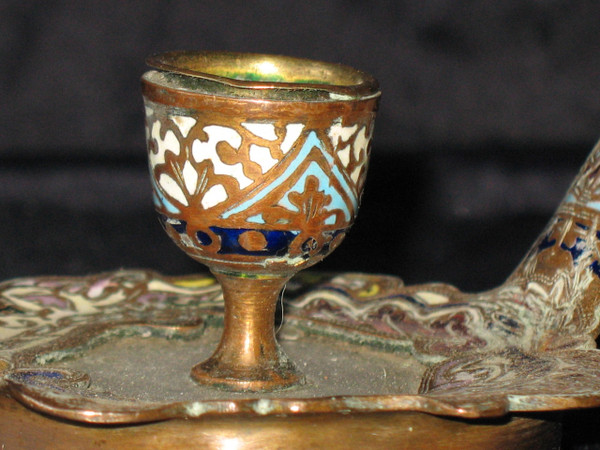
left=142, top=51, right=380, bottom=391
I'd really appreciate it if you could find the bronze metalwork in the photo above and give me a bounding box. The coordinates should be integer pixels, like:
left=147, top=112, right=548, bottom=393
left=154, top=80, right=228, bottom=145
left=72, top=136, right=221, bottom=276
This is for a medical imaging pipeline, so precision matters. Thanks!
left=3, top=51, right=600, bottom=447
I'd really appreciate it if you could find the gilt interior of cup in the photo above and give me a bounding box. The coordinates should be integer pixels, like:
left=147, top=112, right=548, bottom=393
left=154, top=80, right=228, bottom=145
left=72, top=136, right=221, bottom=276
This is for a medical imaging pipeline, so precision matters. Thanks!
left=144, top=51, right=380, bottom=102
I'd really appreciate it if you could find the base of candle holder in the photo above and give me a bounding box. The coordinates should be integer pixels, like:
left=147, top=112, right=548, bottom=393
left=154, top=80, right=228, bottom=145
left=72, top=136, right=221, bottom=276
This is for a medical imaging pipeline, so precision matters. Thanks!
left=190, top=345, right=304, bottom=392
left=3, top=268, right=600, bottom=432
left=0, top=394, right=562, bottom=449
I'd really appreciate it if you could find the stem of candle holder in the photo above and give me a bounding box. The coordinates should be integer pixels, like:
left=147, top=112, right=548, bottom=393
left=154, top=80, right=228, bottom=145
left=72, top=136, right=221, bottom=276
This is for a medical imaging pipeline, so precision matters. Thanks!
left=191, top=271, right=304, bottom=392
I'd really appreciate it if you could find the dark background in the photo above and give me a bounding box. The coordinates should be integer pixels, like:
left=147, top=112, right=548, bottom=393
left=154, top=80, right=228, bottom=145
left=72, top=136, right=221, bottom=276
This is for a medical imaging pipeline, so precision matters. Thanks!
left=1, top=1, right=599, bottom=447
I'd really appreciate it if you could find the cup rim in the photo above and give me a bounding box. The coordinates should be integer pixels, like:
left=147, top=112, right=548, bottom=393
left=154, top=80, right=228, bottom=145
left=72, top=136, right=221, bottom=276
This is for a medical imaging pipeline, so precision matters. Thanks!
left=145, top=50, right=380, bottom=101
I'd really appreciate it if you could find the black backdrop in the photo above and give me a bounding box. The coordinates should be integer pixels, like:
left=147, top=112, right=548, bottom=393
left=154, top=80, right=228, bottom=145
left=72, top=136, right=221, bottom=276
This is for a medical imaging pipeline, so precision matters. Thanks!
left=2, top=1, right=600, bottom=447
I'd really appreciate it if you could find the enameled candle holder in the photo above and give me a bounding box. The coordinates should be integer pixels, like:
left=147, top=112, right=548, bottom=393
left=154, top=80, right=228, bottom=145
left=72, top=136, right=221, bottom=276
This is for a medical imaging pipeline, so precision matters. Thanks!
left=8, top=51, right=600, bottom=449
left=141, top=51, right=380, bottom=391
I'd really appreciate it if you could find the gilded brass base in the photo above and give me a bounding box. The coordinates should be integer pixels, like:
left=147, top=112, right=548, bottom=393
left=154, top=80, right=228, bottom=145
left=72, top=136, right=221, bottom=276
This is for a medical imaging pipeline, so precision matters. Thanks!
left=0, top=395, right=562, bottom=449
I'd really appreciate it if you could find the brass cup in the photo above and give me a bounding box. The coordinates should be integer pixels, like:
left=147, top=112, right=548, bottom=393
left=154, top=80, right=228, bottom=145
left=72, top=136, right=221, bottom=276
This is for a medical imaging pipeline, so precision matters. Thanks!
left=142, top=51, right=380, bottom=391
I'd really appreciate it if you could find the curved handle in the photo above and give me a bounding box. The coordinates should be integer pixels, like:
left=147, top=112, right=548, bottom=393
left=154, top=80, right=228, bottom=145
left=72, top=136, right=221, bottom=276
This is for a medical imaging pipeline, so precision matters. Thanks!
left=507, top=139, right=600, bottom=344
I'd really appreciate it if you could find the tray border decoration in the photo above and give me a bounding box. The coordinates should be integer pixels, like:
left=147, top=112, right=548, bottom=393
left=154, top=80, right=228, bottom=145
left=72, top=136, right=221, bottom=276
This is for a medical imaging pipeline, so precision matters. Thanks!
left=1, top=268, right=600, bottom=424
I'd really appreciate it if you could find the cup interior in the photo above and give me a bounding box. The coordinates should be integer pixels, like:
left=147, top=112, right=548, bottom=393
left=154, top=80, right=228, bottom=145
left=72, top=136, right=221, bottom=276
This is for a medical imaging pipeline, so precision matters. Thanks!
left=145, top=51, right=379, bottom=100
